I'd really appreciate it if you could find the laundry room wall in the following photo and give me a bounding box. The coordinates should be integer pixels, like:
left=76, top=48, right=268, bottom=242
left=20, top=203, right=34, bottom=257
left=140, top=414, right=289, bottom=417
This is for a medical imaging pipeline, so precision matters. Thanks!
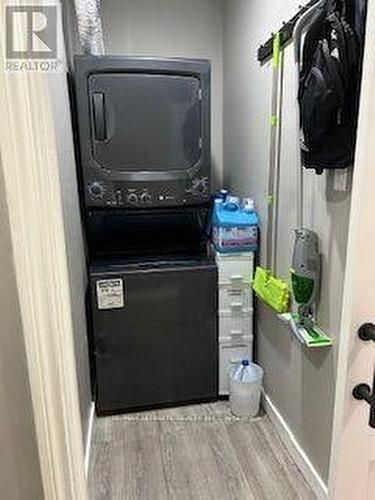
left=49, top=3, right=94, bottom=445
left=0, top=163, right=44, bottom=500
left=224, top=0, right=352, bottom=483
left=48, top=67, right=93, bottom=445
left=99, top=0, right=225, bottom=188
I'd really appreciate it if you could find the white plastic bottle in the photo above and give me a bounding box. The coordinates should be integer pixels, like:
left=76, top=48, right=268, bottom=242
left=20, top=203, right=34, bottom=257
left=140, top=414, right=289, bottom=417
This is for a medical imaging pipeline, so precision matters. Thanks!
left=233, top=359, right=251, bottom=382
left=243, top=197, right=256, bottom=213
left=230, top=360, right=264, bottom=418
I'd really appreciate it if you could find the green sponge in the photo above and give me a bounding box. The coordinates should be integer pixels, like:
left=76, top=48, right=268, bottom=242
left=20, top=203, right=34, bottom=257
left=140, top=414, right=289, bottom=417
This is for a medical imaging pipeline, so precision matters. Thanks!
left=253, top=267, right=290, bottom=314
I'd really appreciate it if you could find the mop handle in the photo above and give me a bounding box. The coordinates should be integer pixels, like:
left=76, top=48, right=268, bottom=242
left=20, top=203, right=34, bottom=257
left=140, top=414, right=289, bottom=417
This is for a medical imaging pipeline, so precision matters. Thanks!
left=266, top=32, right=281, bottom=271
left=272, top=44, right=284, bottom=274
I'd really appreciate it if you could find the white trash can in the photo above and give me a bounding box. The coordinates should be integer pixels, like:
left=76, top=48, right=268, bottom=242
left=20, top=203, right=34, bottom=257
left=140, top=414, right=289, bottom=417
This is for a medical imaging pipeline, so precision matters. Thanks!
left=229, top=360, right=264, bottom=418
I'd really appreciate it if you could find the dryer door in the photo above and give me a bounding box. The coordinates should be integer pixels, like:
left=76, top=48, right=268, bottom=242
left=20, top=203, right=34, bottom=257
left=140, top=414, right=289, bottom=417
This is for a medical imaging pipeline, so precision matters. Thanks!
left=88, top=73, right=202, bottom=179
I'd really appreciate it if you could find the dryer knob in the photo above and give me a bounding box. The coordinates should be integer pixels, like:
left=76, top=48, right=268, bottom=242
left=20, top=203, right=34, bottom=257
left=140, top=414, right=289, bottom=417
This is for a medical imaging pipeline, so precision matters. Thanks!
left=89, top=182, right=103, bottom=198
left=140, top=192, right=152, bottom=204
left=191, top=177, right=208, bottom=195
left=127, top=193, right=139, bottom=204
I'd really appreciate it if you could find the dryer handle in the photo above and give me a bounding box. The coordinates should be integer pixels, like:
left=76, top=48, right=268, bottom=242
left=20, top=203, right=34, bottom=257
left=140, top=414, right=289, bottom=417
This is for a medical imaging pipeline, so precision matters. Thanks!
left=92, top=92, right=107, bottom=141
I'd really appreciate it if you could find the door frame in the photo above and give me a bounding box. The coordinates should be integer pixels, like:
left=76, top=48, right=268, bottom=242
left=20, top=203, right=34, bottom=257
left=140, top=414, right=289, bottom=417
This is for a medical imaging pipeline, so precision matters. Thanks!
left=328, top=0, right=375, bottom=497
left=0, top=1, right=88, bottom=498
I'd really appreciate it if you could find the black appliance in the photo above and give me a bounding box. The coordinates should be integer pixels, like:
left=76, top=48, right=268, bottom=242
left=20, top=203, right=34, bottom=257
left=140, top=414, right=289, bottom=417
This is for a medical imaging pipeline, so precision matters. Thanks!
left=85, top=205, right=211, bottom=259
left=73, top=56, right=211, bottom=209
left=89, top=255, right=218, bottom=414
left=71, top=56, right=218, bottom=415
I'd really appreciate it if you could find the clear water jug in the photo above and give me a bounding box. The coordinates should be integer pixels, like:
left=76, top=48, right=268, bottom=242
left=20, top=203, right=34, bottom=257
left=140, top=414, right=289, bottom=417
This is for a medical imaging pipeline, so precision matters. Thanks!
left=229, top=360, right=263, bottom=418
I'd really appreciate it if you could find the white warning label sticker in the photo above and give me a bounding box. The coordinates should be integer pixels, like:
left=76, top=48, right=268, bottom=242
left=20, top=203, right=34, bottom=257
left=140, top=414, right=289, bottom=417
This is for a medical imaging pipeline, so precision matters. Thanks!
left=96, top=279, right=124, bottom=310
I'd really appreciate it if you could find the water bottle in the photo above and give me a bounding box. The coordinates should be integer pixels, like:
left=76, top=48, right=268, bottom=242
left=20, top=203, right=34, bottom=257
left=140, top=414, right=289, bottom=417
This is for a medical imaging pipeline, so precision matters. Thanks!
left=214, top=189, right=229, bottom=201
left=243, top=197, right=256, bottom=213
left=230, top=360, right=264, bottom=418
left=213, top=198, right=224, bottom=216
left=233, top=359, right=251, bottom=382
left=224, top=195, right=240, bottom=212
left=212, top=192, right=259, bottom=253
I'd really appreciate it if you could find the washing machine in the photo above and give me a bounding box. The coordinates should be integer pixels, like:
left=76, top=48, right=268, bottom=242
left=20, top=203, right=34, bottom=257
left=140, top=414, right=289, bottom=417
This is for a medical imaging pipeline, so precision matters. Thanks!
left=89, top=254, right=218, bottom=414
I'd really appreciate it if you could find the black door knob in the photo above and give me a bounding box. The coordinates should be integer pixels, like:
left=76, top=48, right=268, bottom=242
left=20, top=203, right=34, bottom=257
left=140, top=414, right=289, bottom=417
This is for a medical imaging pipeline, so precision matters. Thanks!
left=353, top=383, right=373, bottom=403
left=358, top=323, right=375, bottom=342
left=353, top=382, right=375, bottom=429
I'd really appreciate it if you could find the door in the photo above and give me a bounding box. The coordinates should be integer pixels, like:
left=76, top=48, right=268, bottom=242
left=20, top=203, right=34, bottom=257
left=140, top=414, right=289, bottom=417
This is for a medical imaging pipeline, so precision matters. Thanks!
left=88, top=73, right=202, bottom=173
left=90, top=260, right=218, bottom=414
left=329, top=2, right=375, bottom=498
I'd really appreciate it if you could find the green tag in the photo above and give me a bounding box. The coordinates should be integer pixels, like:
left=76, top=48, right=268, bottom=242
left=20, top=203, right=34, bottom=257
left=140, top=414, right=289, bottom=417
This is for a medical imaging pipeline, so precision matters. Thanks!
left=272, top=32, right=281, bottom=68
left=270, top=115, right=278, bottom=126
left=268, top=194, right=275, bottom=205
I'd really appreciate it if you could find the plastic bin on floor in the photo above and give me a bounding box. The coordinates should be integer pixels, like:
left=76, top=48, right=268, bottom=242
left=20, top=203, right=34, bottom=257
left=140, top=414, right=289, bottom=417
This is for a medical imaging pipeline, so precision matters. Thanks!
left=229, top=361, right=263, bottom=418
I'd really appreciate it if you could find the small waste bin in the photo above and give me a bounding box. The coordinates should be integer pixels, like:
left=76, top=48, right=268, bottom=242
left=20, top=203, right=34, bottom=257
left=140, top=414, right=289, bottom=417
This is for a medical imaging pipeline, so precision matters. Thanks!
left=229, top=360, right=264, bottom=418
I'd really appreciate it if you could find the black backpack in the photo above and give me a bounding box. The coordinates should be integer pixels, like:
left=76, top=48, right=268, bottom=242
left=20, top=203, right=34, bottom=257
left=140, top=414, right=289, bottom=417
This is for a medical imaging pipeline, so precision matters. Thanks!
left=298, top=0, right=367, bottom=174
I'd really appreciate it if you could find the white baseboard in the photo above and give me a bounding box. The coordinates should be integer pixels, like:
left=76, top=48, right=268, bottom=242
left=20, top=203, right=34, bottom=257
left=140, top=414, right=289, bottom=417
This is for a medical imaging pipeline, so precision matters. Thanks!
left=84, top=402, right=95, bottom=477
left=263, top=393, right=328, bottom=500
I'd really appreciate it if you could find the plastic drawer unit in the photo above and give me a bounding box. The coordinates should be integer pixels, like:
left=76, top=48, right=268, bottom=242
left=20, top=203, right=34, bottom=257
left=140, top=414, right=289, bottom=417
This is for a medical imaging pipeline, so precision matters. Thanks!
left=216, top=251, right=255, bottom=395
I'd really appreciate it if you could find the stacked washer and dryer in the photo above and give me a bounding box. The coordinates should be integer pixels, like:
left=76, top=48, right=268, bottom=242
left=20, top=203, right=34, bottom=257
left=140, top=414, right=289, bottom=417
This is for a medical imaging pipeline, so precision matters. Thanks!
left=72, top=56, right=218, bottom=414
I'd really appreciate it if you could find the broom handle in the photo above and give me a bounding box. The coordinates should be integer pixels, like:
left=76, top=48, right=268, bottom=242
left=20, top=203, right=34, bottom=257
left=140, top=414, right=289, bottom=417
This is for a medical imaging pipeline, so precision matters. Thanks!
left=266, top=33, right=281, bottom=271
left=272, top=49, right=284, bottom=273
left=295, top=15, right=305, bottom=230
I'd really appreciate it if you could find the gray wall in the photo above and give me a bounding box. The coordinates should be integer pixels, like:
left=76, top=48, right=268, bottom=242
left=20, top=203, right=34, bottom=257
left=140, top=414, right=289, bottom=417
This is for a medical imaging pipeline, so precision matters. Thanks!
left=60, top=3, right=93, bottom=444
left=48, top=68, right=93, bottom=443
left=100, top=0, right=224, bottom=187
left=0, top=162, right=44, bottom=500
left=224, top=0, right=351, bottom=482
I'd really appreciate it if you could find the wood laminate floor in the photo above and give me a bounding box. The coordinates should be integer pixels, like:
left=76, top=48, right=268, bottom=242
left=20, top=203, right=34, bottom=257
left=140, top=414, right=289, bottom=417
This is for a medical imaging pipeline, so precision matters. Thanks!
left=89, top=401, right=316, bottom=500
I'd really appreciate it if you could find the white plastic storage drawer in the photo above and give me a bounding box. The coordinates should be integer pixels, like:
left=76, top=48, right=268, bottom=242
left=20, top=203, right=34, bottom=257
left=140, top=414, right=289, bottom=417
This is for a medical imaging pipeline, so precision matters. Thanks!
left=219, top=336, right=253, bottom=396
left=219, top=311, right=253, bottom=340
left=219, top=283, right=253, bottom=313
left=216, top=252, right=254, bottom=285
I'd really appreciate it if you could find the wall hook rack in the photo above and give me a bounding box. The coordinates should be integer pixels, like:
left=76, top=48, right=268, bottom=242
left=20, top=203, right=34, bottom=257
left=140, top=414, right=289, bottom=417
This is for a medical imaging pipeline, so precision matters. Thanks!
left=257, top=0, right=321, bottom=63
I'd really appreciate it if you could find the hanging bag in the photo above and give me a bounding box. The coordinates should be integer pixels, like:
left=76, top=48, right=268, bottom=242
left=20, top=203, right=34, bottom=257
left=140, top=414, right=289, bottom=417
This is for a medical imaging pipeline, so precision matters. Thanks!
left=298, top=0, right=366, bottom=173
